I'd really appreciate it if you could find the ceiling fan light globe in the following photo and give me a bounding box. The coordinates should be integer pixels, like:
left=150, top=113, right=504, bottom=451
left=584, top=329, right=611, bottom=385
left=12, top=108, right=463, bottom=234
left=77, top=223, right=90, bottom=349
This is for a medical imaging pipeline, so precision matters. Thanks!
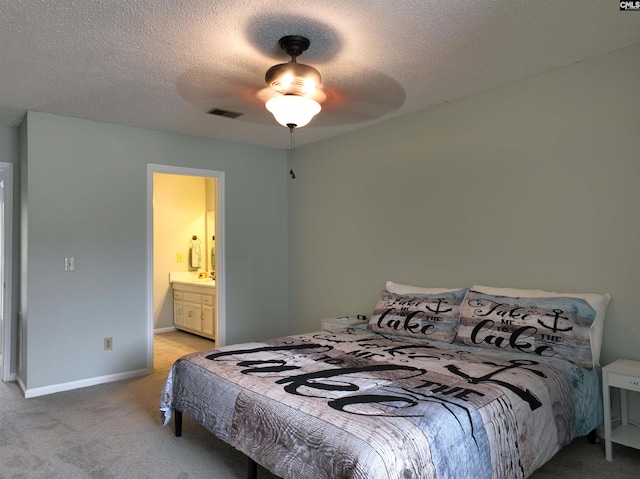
left=265, top=95, right=321, bottom=128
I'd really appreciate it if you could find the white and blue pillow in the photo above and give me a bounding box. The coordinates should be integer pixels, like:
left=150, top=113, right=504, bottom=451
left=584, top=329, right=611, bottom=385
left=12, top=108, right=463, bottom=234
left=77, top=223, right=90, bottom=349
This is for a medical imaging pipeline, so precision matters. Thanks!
left=455, top=285, right=611, bottom=369
left=368, top=286, right=468, bottom=343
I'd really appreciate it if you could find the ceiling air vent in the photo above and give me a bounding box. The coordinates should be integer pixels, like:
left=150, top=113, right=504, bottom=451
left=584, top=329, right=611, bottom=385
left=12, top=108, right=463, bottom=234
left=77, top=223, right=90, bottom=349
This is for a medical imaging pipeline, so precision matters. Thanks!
left=208, top=108, right=243, bottom=119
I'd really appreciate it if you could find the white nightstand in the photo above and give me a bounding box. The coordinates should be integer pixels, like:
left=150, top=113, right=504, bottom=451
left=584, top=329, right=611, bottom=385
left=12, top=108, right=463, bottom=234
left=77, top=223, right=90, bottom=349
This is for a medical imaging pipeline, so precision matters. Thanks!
left=321, top=316, right=368, bottom=333
left=602, top=359, right=640, bottom=461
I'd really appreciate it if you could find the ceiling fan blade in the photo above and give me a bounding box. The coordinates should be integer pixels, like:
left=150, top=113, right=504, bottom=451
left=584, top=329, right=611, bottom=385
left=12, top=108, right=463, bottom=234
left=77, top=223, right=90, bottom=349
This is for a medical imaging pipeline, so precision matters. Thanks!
left=310, top=65, right=406, bottom=126
left=177, top=46, right=406, bottom=128
left=176, top=63, right=274, bottom=124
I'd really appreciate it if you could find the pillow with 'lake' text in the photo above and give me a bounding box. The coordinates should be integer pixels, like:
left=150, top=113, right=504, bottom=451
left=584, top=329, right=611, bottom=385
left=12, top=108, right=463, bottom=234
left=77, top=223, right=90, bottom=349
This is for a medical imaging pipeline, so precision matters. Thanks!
left=368, top=289, right=467, bottom=343
left=454, top=285, right=611, bottom=369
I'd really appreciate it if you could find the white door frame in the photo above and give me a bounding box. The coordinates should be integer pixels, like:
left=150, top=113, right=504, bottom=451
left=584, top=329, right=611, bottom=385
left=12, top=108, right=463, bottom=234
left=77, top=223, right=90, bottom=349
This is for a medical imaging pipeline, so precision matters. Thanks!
left=0, top=163, right=14, bottom=381
left=146, top=164, right=226, bottom=370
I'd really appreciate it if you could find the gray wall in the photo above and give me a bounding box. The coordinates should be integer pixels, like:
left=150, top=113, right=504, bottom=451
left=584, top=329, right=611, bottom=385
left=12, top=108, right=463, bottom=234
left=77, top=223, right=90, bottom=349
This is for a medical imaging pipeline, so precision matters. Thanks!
left=20, top=112, right=289, bottom=391
left=289, top=43, right=640, bottom=367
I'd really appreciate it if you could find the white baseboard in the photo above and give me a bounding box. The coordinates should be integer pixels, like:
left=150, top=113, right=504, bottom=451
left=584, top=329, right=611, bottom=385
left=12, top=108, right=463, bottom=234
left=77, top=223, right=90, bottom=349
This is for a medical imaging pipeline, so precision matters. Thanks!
left=21, top=368, right=149, bottom=398
left=154, top=326, right=178, bottom=334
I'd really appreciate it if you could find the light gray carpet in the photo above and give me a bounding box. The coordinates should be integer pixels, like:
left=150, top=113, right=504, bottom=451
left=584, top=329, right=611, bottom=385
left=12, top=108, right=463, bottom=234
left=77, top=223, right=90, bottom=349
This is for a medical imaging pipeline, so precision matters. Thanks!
left=0, top=332, right=278, bottom=479
left=0, top=331, right=637, bottom=478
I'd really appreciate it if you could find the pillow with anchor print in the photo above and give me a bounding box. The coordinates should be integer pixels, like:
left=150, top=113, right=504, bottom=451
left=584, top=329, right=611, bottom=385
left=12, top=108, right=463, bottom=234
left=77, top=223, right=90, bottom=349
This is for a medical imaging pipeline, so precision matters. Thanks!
left=368, top=288, right=468, bottom=343
left=454, top=285, right=611, bottom=369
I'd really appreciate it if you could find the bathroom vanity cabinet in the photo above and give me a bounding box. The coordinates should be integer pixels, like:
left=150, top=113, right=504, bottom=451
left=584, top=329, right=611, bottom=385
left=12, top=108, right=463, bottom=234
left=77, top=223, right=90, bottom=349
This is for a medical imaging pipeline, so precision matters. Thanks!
left=172, top=282, right=216, bottom=340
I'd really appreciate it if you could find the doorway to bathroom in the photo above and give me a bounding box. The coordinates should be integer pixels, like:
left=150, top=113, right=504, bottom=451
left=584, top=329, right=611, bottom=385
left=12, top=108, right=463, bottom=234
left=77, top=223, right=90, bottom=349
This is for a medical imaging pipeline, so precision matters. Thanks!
left=147, top=164, right=225, bottom=370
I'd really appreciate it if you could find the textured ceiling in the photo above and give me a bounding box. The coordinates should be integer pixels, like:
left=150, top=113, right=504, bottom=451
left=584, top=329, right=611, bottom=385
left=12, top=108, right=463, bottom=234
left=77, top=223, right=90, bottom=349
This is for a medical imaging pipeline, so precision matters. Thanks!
left=1, top=1, right=639, bottom=149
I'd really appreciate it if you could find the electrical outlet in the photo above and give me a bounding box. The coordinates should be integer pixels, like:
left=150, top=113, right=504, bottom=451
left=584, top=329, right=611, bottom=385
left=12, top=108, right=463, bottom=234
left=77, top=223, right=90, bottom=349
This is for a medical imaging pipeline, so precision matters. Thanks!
left=65, top=257, right=75, bottom=271
left=104, top=337, right=113, bottom=351
left=177, top=253, right=184, bottom=262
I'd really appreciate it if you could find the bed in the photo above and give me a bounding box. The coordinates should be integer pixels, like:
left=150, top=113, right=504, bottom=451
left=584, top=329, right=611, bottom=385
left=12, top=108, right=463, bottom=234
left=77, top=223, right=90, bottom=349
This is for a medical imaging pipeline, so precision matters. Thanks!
left=160, top=283, right=610, bottom=479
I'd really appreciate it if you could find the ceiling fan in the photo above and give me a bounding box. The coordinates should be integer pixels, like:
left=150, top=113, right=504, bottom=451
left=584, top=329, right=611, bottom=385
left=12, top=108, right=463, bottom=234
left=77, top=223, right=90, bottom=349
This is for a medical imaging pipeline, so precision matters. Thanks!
left=176, top=32, right=405, bottom=128
left=261, top=35, right=326, bottom=128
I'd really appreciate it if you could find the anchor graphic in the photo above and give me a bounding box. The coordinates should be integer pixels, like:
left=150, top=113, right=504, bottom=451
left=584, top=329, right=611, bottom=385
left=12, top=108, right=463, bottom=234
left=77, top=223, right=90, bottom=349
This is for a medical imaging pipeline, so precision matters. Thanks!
left=445, top=359, right=546, bottom=411
left=537, top=308, right=573, bottom=332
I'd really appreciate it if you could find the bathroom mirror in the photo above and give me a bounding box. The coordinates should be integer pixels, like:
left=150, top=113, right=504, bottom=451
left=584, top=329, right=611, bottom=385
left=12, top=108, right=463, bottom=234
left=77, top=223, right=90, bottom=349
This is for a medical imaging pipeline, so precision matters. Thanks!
left=205, top=177, right=216, bottom=275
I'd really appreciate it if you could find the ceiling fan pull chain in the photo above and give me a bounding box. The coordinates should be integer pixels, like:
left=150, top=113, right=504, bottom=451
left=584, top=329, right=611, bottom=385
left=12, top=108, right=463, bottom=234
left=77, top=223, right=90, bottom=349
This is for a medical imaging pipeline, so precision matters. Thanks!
left=288, top=124, right=296, bottom=179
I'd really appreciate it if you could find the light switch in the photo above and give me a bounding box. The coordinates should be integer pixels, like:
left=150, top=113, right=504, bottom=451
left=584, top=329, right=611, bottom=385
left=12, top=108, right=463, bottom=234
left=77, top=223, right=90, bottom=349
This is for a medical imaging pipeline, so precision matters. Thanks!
left=65, top=257, right=75, bottom=271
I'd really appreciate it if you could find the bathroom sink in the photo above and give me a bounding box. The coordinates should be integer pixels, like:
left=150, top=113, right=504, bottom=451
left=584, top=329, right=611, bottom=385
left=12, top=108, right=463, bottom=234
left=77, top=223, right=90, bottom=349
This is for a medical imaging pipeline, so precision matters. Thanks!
left=170, top=278, right=215, bottom=287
